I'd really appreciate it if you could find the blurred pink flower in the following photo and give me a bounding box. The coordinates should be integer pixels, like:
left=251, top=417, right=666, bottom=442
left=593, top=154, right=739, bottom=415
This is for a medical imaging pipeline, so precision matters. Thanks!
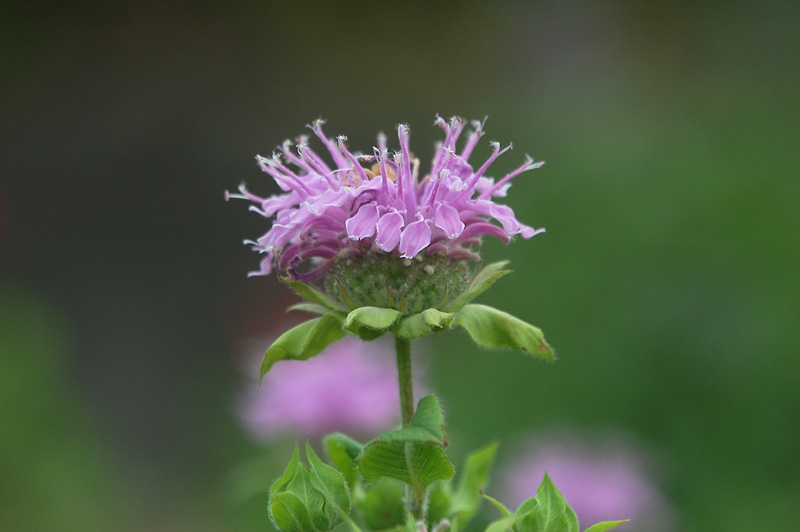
left=238, top=336, right=423, bottom=440
left=500, top=433, right=673, bottom=532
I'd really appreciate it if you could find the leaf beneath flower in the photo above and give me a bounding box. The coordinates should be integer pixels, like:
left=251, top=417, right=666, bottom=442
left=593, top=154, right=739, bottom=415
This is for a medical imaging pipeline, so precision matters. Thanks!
left=260, top=315, right=347, bottom=382
left=393, top=309, right=455, bottom=339
left=287, top=302, right=334, bottom=315
left=453, top=304, right=555, bottom=360
left=344, top=306, right=402, bottom=330
left=444, top=261, right=512, bottom=312
left=344, top=306, right=402, bottom=337
left=283, top=279, right=348, bottom=312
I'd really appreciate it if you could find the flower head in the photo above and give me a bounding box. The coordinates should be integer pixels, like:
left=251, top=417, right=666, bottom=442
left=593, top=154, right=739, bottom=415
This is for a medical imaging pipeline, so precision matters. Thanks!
left=227, top=117, right=544, bottom=300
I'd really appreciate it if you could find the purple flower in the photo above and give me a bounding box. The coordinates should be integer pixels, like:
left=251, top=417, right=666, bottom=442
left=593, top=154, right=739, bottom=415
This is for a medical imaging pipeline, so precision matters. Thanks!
left=238, top=336, right=425, bottom=440
left=227, top=117, right=544, bottom=282
left=500, top=434, right=674, bottom=531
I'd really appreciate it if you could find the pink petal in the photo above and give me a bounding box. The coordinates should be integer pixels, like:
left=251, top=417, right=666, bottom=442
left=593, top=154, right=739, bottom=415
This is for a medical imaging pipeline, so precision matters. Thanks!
left=434, top=203, right=465, bottom=239
left=520, top=223, right=545, bottom=239
left=376, top=211, right=404, bottom=252
left=399, top=218, right=432, bottom=258
left=345, top=202, right=380, bottom=240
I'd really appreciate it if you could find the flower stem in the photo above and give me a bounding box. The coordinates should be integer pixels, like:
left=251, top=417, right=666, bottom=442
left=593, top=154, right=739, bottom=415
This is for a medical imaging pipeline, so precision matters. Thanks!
left=395, top=335, right=423, bottom=520
left=395, top=336, right=414, bottom=427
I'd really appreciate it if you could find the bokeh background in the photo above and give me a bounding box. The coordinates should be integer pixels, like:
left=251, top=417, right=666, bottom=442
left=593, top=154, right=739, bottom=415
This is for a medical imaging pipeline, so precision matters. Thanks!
left=2, top=1, right=799, bottom=531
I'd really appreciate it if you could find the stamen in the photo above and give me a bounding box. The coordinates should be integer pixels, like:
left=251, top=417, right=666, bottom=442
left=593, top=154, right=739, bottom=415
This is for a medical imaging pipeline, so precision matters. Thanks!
left=336, top=136, right=371, bottom=184
left=397, top=124, right=417, bottom=216
left=479, top=156, right=544, bottom=199
left=308, top=119, right=349, bottom=169
left=460, top=141, right=513, bottom=196
left=460, top=116, right=487, bottom=161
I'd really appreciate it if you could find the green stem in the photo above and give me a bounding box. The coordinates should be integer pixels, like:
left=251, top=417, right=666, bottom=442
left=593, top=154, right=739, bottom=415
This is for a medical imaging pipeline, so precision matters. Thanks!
left=395, top=336, right=414, bottom=427
left=395, top=336, right=423, bottom=521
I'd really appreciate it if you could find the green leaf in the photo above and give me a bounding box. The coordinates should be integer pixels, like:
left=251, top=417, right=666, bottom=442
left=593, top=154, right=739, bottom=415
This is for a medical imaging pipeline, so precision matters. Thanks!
left=358, top=441, right=454, bottom=494
left=323, top=433, right=363, bottom=487
left=378, top=395, right=447, bottom=446
left=283, top=279, right=348, bottom=312
left=270, top=444, right=302, bottom=501
left=260, top=315, right=347, bottom=381
left=453, top=304, right=555, bottom=360
left=582, top=521, right=630, bottom=532
left=485, top=516, right=519, bottom=532
left=426, top=481, right=454, bottom=527
left=269, top=443, right=355, bottom=532
left=285, top=467, right=332, bottom=531
left=355, top=479, right=406, bottom=531
left=482, top=492, right=513, bottom=519
left=393, top=309, right=455, bottom=339
left=450, top=442, right=499, bottom=528
left=344, top=306, right=402, bottom=335
left=306, top=442, right=351, bottom=516
left=516, top=473, right=577, bottom=532
left=444, top=261, right=512, bottom=312
left=515, top=497, right=538, bottom=516
left=271, top=492, right=319, bottom=532
left=288, top=302, right=335, bottom=315
left=403, top=511, right=419, bottom=532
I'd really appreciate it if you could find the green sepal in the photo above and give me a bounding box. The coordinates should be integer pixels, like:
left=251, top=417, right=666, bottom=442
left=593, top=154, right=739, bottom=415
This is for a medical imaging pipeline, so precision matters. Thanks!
left=323, top=433, right=363, bottom=487
left=444, top=261, right=512, bottom=312
left=393, top=309, right=455, bottom=339
left=358, top=440, right=455, bottom=493
left=583, top=522, right=630, bottom=532
left=453, top=304, right=555, bottom=360
left=449, top=442, right=499, bottom=529
left=343, top=306, right=402, bottom=338
left=260, top=315, right=347, bottom=381
left=283, top=279, right=349, bottom=312
left=378, top=395, right=447, bottom=446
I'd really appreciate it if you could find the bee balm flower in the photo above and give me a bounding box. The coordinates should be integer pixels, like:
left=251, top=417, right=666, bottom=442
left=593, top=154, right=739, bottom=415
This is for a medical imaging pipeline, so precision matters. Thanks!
left=239, top=336, right=423, bottom=439
left=501, top=435, right=674, bottom=532
left=227, top=117, right=544, bottom=313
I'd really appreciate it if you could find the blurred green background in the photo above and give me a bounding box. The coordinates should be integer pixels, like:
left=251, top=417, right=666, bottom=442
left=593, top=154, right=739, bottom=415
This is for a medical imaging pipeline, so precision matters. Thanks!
left=2, top=1, right=799, bottom=531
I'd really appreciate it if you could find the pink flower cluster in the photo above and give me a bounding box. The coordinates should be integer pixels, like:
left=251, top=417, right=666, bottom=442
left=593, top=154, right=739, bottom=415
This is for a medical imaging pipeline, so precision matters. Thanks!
left=238, top=336, right=419, bottom=440
left=501, top=434, right=674, bottom=531
left=227, top=117, right=544, bottom=281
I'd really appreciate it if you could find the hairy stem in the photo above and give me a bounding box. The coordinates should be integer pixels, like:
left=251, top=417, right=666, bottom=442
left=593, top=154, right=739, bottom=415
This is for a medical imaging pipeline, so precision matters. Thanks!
left=395, top=336, right=415, bottom=427
left=395, top=336, right=423, bottom=521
